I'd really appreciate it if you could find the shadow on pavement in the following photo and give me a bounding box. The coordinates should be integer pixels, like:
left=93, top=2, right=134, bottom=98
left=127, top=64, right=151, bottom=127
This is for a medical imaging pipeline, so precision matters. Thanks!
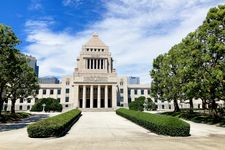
left=0, top=114, right=49, bottom=132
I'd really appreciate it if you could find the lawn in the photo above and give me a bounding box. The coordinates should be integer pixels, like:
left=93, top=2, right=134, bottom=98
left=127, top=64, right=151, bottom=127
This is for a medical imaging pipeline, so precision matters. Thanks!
left=161, top=110, right=225, bottom=127
left=0, top=112, right=31, bottom=123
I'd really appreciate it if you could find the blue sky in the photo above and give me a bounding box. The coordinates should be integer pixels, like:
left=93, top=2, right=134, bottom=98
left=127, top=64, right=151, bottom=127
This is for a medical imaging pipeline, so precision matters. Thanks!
left=0, top=0, right=224, bottom=83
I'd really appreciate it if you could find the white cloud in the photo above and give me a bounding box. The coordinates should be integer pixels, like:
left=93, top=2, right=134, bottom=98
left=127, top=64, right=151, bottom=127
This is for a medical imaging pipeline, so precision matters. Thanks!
left=24, top=0, right=225, bottom=83
left=29, top=0, right=43, bottom=11
left=62, top=0, right=83, bottom=7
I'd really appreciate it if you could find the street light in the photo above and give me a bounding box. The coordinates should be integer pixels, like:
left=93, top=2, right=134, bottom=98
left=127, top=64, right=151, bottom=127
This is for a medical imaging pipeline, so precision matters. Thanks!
left=42, top=103, right=46, bottom=112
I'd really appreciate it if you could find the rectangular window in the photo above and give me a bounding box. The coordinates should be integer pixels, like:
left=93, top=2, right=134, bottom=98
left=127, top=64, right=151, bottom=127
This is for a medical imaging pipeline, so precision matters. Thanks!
left=134, top=89, right=137, bottom=95
left=169, top=105, right=171, bottom=109
left=120, top=96, right=124, bottom=101
left=43, top=89, right=46, bottom=95
left=120, top=89, right=123, bottom=93
left=36, top=90, right=39, bottom=94
left=162, top=105, right=164, bottom=109
left=20, top=99, right=23, bottom=103
left=148, top=90, right=150, bottom=94
left=141, top=89, right=144, bottom=95
left=66, top=88, right=70, bottom=94
left=57, top=98, right=61, bottom=102
left=27, top=105, right=30, bottom=110
left=128, top=89, right=131, bottom=95
left=19, top=105, right=23, bottom=110
left=128, top=98, right=131, bottom=103
left=65, top=97, right=69, bottom=102
left=50, top=89, right=54, bottom=95
left=57, top=89, right=61, bottom=95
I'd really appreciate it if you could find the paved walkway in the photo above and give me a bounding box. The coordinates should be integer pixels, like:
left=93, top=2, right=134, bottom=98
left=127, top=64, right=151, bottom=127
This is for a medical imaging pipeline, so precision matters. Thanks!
left=0, top=114, right=49, bottom=132
left=0, top=112, right=225, bottom=150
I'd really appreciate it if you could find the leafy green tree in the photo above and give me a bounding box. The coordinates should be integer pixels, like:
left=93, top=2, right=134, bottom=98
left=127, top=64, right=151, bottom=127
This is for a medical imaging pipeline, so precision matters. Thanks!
left=0, top=24, right=20, bottom=115
left=151, top=5, right=225, bottom=117
left=4, top=53, right=39, bottom=114
left=0, top=24, right=39, bottom=114
left=31, top=98, right=62, bottom=112
left=196, top=5, right=225, bottom=115
left=151, top=49, right=182, bottom=112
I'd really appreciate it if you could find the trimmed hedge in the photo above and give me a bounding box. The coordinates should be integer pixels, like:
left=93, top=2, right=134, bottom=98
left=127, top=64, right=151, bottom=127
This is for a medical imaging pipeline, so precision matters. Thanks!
left=116, top=108, right=190, bottom=136
left=27, top=109, right=81, bottom=138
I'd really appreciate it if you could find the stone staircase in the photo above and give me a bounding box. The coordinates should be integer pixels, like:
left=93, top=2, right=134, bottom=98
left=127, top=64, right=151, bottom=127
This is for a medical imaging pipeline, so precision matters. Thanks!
left=79, top=108, right=115, bottom=112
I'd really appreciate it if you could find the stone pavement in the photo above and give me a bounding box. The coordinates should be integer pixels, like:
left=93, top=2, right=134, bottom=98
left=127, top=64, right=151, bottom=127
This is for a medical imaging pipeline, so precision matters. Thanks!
left=0, top=112, right=225, bottom=150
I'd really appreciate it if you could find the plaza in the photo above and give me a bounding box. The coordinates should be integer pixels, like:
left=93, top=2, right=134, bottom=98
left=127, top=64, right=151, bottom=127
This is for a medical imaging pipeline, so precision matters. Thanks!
left=1, top=112, right=225, bottom=150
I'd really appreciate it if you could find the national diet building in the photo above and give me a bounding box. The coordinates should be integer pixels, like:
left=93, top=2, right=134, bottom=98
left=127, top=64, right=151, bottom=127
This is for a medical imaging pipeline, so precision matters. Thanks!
left=9, top=33, right=203, bottom=111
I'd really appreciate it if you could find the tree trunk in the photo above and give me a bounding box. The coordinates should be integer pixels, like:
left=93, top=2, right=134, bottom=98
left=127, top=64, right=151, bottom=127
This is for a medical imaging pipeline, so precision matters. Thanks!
left=202, top=99, right=207, bottom=109
left=173, top=99, right=180, bottom=112
left=11, top=99, right=16, bottom=114
left=0, top=87, right=4, bottom=115
left=0, top=100, right=3, bottom=115
left=189, top=99, right=194, bottom=113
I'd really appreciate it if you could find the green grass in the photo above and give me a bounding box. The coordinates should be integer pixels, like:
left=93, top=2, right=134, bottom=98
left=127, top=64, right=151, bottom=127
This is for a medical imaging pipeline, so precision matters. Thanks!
left=27, top=109, right=81, bottom=138
left=116, top=108, right=190, bottom=136
left=0, top=112, right=31, bottom=123
left=161, top=111, right=225, bottom=127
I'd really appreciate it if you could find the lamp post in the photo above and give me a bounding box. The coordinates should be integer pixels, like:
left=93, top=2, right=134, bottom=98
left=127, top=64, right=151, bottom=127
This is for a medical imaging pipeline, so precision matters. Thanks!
left=42, top=103, right=46, bottom=112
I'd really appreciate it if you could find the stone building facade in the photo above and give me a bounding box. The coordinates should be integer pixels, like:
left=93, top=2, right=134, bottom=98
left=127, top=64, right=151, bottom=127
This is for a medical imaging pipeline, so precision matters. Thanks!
left=4, top=33, right=207, bottom=112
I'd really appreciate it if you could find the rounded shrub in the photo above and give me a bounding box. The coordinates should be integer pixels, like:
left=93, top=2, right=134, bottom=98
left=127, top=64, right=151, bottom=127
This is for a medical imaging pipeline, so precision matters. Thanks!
left=31, top=98, right=62, bottom=112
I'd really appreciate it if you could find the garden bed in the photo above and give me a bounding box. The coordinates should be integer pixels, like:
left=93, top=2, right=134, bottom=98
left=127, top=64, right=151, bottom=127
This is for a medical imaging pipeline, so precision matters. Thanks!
left=0, top=112, right=31, bottom=123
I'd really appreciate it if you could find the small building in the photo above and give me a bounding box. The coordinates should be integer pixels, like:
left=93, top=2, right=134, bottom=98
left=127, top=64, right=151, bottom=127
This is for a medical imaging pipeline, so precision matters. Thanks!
left=128, top=76, right=140, bottom=84
left=38, top=77, right=60, bottom=84
left=26, top=55, right=39, bottom=77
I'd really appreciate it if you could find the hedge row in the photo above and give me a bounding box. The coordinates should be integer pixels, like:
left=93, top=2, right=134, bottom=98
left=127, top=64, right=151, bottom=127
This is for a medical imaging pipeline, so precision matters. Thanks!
left=27, top=109, right=81, bottom=138
left=116, top=108, right=190, bottom=136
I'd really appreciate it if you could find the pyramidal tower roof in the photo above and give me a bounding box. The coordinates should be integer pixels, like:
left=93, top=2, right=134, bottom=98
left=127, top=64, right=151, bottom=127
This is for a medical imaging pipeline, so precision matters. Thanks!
left=84, top=33, right=107, bottom=47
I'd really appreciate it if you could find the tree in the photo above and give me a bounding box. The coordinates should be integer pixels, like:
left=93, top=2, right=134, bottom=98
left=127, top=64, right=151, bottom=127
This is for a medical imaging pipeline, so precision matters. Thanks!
left=0, top=24, right=20, bottom=115
left=195, top=5, right=225, bottom=116
left=150, top=48, right=183, bottom=112
left=6, top=53, right=39, bottom=114
left=0, top=24, right=39, bottom=114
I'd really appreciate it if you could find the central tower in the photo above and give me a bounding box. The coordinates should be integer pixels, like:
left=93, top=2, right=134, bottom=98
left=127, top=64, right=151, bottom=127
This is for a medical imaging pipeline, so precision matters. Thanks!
left=72, top=33, right=118, bottom=110
left=74, top=33, right=116, bottom=77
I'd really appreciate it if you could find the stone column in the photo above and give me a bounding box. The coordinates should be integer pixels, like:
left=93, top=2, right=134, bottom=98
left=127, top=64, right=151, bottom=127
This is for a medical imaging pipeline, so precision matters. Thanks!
left=105, top=85, right=108, bottom=108
left=96, top=59, right=98, bottom=69
left=97, top=85, right=101, bottom=108
left=105, top=59, right=108, bottom=71
left=74, top=85, right=79, bottom=108
left=90, top=85, right=93, bottom=108
left=112, top=85, right=117, bottom=109
left=82, top=85, right=86, bottom=108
